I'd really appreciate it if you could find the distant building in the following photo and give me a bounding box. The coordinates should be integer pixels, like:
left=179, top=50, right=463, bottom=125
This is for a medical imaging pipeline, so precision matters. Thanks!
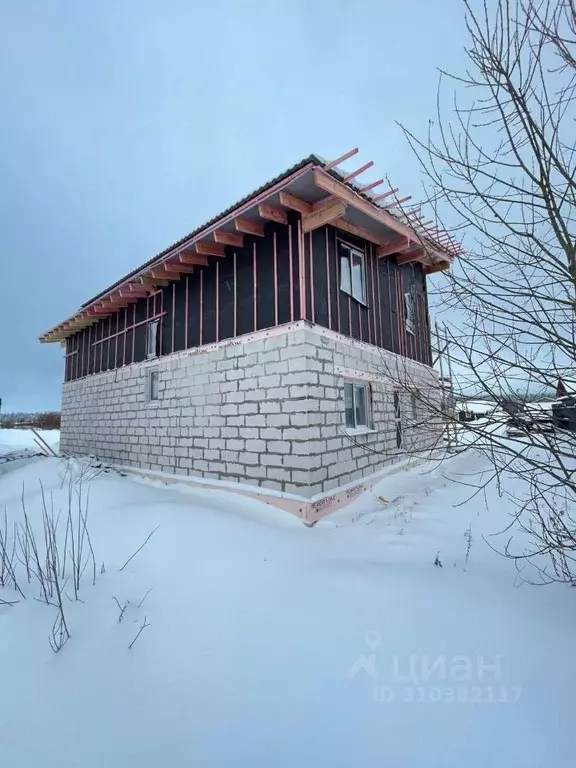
left=40, top=152, right=453, bottom=522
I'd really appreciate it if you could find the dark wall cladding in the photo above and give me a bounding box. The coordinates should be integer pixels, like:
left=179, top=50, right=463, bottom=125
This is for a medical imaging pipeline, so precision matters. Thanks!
left=64, top=212, right=433, bottom=382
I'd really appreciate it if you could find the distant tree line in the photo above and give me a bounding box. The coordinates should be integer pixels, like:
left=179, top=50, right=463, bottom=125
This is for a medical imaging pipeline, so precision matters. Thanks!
left=0, top=412, right=61, bottom=430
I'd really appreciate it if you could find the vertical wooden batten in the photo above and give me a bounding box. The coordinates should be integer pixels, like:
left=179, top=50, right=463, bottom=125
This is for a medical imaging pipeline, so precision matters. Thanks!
left=309, top=232, right=315, bottom=323
left=325, top=228, right=331, bottom=330
left=273, top=231, right=278, bottom=327
left=200, top=270, right=204, bottom=345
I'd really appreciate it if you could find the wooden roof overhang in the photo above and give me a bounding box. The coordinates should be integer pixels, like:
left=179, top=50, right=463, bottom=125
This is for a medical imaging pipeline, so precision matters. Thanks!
left=39, top=149, right=459, bottom=343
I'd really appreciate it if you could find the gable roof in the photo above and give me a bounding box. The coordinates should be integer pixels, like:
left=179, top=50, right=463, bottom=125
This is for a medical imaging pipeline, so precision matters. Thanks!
left=40, top=150, right=457, bottom=343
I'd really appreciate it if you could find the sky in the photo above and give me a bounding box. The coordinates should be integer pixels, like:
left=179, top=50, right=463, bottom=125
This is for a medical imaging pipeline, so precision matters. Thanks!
left=0, top=0, right=468, bottom=412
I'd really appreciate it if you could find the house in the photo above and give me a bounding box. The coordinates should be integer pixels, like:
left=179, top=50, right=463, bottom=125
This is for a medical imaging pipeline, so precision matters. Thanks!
left=39, top=150, right=455, bottom=523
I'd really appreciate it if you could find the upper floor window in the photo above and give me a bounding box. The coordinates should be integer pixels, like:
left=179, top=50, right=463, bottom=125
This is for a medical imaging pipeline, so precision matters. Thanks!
left=147, top=319, right=159, bottom=359
left=394, top=391, right=403, bottom=448
left=404, top=290, right=415, bottom=335
left=339, top=242, right=366, bottom=304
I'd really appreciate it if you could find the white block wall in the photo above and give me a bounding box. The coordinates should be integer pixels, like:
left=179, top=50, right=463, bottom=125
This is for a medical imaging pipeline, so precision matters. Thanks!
left=60, top=322, right=442, bottom=498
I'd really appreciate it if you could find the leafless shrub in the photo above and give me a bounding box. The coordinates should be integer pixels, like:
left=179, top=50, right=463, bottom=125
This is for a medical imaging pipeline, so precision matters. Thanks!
left=0, top=465, right=97, bottom=651
left=384, top=0, right=576, bottom=584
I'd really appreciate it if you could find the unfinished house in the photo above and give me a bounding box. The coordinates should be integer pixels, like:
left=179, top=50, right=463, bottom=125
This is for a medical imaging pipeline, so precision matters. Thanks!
left=40, top=149, right=456, bottom=523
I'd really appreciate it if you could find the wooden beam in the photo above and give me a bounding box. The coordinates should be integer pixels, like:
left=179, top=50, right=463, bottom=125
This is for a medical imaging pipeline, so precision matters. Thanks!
left=342, top=161, right=374, bottom=183
left=397, top=249, right=426, bottom=265
left=424, top=261, right=450, bottom=274
left=302, top=200, right=347, bottom=234
left=278, top=191, right=312, bottom=215
left=149, top=268, right=178, bottom=280
left=195, top=242, right=227, bottom=256
left=178, top=252, right=209, bottom=266
left=163, top=262, right=195, bottom=274
left=377, top=236, right=411, bottom=258
left=373, top=187, right=399, bottom=202
left=333, top=218, right=386, bottom=246
left=138, top=275, right=168, bottom=288
left=213, top=230, right=244, bottom=247
left=258, top=203, right=288, bottom=225
left=324, top=148, right=359, bottom=171
left=234, top=217, right=265, bottom=237
left=359, top=178, right=384, bottom=192
left=312, top=169, right=440, bottom=255
left=382, top=195, right=412, bottom=209
left=119, top=289, right=146, bottom=299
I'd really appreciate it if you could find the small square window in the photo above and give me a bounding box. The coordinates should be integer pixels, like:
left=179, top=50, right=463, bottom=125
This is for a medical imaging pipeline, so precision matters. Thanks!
left=147, top=319, right=159, bottom=359
left=339, top=243, right=366, bottom=304
left=148, top=370, right=159, bottom=402
left=344, top=380, right=372, bottom=430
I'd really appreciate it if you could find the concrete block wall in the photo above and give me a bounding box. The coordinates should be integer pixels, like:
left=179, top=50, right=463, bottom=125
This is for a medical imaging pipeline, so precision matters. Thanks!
left=60, top=321, right=441, bottom=499
left=303, top=326, right=442, bottom=496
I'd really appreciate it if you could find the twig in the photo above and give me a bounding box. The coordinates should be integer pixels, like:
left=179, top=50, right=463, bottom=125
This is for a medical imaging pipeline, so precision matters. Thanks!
left=128, top=615, right=151, bottom=649
left=119, top=526, right=159, bottom=572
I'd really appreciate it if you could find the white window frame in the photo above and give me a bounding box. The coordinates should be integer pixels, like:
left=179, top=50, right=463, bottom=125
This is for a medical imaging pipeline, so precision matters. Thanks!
left=147, top=369, right=160, bottom=403
left=344, top=379, right=373, bottom=432
left=146, top=318, right=159, bottom=359
left=404, top=289, right=415, bottom=335
left=339, top=242, right=367, bottom=304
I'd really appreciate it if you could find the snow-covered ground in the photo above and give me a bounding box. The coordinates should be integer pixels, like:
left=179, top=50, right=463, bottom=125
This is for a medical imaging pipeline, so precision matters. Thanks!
left=0, top=427, right=60, bottom=455
left=0, top=435, right=574, bottom=767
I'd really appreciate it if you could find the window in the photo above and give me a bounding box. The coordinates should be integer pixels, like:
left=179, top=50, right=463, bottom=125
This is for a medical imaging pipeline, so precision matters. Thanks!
left=340, top=243, right=366, bottom=303
left=148, top=369, right=159, bottom=402
left=147, top=319, right=159, bottom=359
left=404, top=289, right=415, bottom=335
left=394, top=391, right=403, bottom=448
left=411, top=391, right=418, bottom=422
left=344, top=380, right=372, bottom=430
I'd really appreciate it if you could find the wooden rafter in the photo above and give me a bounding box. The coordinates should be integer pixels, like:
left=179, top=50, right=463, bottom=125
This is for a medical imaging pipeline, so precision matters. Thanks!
left=234, top=217, right=265, bottom=237
left=397, top=249, right=425, bottom=265
left=377, top=236, right=411, bottom=258
left=149, top=268, right=178, bottom=280
left=178, top=253, right=209, bottom=266
left=382, top=195, right=412, bottom=209
left=342, top=161, right=374, bottom=183
left=302, top=200, right=347, bottom=234
left=278, top=191, right=312, bottom=215
left=213, top=230, right=244, bottom=247
left=372, top=187, right=399, bottom=202
left=258, top=203, right=287, bottom=225
left=163, top=262, right=195, bottom=275
left=195, top=242, right=227, bottom=256
left=323, top=147, right=359, bottom=171
left=333, top=218, right=387, bottom=246
left=358, top=178, right=384, bottom=193
left=424, top=262, right=450, bottom=274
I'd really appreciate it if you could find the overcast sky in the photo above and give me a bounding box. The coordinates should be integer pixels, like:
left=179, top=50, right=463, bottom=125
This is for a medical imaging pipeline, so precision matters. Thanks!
left=0, top=0, right=467, bottom=412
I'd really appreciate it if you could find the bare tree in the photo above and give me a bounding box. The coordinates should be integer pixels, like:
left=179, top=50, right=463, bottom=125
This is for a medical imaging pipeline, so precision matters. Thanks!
left=393, top=0, right=576, bottom=584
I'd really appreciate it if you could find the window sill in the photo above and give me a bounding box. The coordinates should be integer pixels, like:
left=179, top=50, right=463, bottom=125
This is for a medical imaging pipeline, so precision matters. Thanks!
left=345, top=426, right=377, bottom=437
left=145, top=401, right=161, bottom=408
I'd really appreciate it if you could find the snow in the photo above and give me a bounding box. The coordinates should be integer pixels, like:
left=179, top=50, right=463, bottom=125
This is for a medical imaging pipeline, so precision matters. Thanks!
left=0, top=428, right=60, bottom=455
left=1, top=435, right=575, bottom=767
